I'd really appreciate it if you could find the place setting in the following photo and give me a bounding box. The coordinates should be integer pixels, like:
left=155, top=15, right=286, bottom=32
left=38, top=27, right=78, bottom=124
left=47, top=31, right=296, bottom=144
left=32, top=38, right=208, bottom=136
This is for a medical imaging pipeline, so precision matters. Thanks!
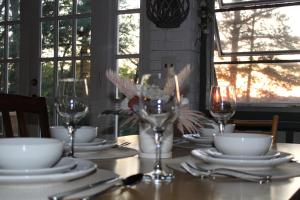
left=0, top=136, right=132, bottom=200
left=167, top=86, right=300, bottom=182
left=167, top=132, right=300, bottom=183
left=0, top=137, right=100, bottom=184
left=177, top=123, right=236, bottom=148
left=50, top=125, right=138, bottom=160
left=174, top=85, right=237, bottom=149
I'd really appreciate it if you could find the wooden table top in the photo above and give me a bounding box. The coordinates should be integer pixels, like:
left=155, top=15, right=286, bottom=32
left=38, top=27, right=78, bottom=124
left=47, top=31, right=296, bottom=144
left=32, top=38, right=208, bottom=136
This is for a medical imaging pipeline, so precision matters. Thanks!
left=87, top=135, right=300, bottom=200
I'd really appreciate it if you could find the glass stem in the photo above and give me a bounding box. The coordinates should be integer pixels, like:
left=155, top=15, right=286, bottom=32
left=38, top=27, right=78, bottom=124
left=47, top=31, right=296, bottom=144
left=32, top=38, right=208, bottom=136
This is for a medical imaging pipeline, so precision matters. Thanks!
left=219, top=122, right=225, bottom=135
left=67, top=125, right=75, bottom=157
left=153, top=131, right=163, bottom=178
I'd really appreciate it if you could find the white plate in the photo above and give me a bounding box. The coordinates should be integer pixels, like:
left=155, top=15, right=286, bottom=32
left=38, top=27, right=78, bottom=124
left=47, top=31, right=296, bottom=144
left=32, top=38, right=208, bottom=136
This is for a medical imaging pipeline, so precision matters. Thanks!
left=0, top=158, right=97, bottom=184
left=191, top=148, right=293, bottom=169
left=74, top=142, right=117, bottom=152
left=0, top=157, right=77, bottom=175
left=206, top=148, right=281, bottom=160
left=74, top=138, right=106, bottom=146
left=183, top=134, right=213, bottom=144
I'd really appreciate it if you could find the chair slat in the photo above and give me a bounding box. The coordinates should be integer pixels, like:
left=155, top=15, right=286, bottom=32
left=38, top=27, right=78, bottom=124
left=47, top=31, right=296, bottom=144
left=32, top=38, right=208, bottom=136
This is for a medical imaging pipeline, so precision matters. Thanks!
left=231, top=115, right=279, bottom=144
left=0, top=94, right=50, bottom=138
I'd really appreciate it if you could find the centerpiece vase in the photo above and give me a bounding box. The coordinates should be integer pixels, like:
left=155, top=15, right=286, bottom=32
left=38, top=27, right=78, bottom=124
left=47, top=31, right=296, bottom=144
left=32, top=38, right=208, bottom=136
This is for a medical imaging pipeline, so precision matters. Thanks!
left=138, top=122, right=174, bottom=159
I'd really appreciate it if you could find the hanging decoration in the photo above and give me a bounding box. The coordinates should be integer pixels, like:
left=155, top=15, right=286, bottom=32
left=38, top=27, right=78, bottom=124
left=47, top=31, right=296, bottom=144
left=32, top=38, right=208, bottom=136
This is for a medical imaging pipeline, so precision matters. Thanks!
left=146, top=0, right=190, bottom=28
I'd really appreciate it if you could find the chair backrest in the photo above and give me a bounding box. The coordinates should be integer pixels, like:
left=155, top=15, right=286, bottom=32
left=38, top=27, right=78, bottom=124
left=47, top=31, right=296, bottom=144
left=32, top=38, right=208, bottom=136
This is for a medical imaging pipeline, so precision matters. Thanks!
left=0, top=94, right=50, bottom=137
left=231, top=115, right=279, bottom=144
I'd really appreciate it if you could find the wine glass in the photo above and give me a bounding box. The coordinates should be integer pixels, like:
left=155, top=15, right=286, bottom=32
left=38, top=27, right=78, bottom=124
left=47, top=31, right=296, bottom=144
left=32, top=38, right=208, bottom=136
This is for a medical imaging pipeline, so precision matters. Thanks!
left=209, top=85, right=236, bottom=135
left=139, top=72, right=178, bottom=183
left=55, top=78, right=89, bottom=157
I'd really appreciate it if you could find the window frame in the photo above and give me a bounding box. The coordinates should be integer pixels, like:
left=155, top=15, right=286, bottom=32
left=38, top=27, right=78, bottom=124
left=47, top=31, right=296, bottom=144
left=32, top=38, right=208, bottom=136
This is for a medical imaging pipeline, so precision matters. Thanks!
left=213, top=1, right=300, bottom=110
left=39, top=0, right=92, bottom=125
left=199, top=0, right=300, bottom=137
left=217, top=0, right=300, bottom=9
left=115, top=1, right=141, bottom=83
left=0, top=0, right=20, bottom=94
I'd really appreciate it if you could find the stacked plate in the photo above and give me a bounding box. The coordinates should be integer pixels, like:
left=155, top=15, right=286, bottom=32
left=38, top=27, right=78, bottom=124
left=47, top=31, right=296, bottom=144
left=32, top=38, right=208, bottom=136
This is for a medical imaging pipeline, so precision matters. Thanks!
left=182, top=133, right=214, bottom=145
left=73, top=138, right=116, bottom=152
left=0, top=157, right=97, bottom=184
left=191, top=148, right=293, bottom=169
left=50, top=126, right=117, bottom=152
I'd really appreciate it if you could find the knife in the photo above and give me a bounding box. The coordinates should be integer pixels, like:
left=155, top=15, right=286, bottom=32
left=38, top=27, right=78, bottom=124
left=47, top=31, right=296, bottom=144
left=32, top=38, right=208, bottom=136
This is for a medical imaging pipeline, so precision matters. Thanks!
left=48, top=177, right=118, bottom=200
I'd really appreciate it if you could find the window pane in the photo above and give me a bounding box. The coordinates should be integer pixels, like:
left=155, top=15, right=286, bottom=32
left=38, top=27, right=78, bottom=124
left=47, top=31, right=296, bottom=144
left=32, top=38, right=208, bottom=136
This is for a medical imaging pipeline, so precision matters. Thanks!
left=214, top=50, right=300, bottom=62
left=77, top=0, right=91, bottom=14
left=41, top=21, right=54, bottom=57
left=76, top=17, right=91, bottom=56
left=8, top=62, right=18, bottom=94
left=58, top=60, right=72, bottom=78
left=59, top=0, right=73, bottom=16
left=0, top=26, right=4, bottom=58
left=118, top=13, right=140, bottom=55
left=42, top=0, right=55, bottom=17
left=0, top=63, right=4, bottom=92
left=59, top=20, right=72, bottom=57
left=214, top=62, right=300, bottom=104
left=76, top=59, right=90, bottom=79
left=216, top=6, right=300, bottom=54
left=0, top=0, right=4, bottom=22
left=118, top=0, right=140, bottom=10
left=41, top=61, right=54, bottom=126
left=117, top=58, right=138, bottom=81
left=8, top=24, right=19, bottom=58
left=41, top=61, right=54, bottom=98
left=8, top=0, right=19, bottom=21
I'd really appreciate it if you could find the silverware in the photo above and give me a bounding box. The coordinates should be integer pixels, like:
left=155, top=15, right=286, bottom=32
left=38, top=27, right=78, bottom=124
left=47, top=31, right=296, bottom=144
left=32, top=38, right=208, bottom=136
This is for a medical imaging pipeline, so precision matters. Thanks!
left=81, top=173, right=143, bottom=200
left=181, top=161, right=271, bottom=184
left=48, top=173, right=143, bottom=200
left=48, top=177, right=118, bottom=200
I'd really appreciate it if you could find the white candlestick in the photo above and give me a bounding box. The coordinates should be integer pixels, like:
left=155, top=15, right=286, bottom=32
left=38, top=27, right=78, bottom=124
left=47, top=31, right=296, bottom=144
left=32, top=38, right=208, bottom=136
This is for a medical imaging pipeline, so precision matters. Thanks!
left=174, top=75, right=181, bottom=103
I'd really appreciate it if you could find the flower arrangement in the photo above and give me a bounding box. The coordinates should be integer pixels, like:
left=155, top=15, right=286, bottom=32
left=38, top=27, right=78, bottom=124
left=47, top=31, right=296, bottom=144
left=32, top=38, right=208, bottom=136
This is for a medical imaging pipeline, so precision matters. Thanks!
left=105, top=65, right=207, bottom=134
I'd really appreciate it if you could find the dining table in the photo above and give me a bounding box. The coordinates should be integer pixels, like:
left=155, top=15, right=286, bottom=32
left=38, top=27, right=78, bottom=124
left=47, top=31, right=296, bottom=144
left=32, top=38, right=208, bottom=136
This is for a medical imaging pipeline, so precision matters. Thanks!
left=71, top=134, right=300, bottom=200
left=1, top=134, right=300, bottom=200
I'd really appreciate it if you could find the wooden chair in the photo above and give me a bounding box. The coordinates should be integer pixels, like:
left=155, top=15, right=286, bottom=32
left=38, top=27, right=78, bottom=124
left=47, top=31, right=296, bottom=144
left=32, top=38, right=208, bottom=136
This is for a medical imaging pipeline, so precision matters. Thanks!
left=0, top=94, right=50, bottom=138
left=231, top=115, right=279, bottom=144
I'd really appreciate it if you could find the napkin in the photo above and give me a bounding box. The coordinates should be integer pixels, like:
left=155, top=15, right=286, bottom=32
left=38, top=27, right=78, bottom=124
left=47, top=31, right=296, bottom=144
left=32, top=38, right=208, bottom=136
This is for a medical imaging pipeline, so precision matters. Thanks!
left=0, top=169, right=118, bottom=200
left=74, top=147, right=138, bottom=160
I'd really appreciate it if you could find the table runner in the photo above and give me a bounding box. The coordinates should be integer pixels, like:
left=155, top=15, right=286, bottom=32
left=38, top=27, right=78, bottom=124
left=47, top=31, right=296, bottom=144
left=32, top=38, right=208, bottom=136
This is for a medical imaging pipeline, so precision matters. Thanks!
left=74, top=147, right=138, bottom=160
left=0, top=169, right=118, bottom=200
left=166, top=156, right=300, bottom=180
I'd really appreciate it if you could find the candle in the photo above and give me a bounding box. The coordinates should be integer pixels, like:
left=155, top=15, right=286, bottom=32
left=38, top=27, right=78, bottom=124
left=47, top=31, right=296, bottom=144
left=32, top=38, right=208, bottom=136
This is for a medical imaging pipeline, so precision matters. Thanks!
left=174, top=75, right=181, bottom=103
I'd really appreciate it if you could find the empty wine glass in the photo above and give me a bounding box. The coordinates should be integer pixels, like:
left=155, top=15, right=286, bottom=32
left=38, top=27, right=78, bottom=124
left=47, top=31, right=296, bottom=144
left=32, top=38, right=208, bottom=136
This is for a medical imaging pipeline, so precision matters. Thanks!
left=139, top=72, right=178, bottom=183
left=209, top=85, right=236, bottom=135
left=55, top=78, right=89, bottom=157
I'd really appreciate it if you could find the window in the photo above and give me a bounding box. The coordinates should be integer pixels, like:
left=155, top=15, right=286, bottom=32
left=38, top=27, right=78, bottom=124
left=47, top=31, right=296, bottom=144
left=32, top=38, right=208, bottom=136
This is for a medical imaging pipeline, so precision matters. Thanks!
left=0, top=0, right=20, bottom=94
left=40, top=0, right=91, bottom=123
left=213, top=1, right=300, bottom=109
left=116, top=0, right=140, bottom=84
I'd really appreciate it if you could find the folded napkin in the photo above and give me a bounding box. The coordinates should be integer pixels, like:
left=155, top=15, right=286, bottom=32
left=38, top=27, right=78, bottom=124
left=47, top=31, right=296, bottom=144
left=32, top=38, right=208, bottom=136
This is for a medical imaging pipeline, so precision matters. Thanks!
left=0, top=169, right=118, bottom=200
left=166, top=156, right=300, bottom=180
left=75, top=147, right=138, bottom=160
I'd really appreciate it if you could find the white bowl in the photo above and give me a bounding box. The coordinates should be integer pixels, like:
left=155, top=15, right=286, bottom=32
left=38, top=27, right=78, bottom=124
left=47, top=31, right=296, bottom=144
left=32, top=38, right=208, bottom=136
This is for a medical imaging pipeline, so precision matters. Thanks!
left=214, top=133, right=273, bottom=156
left=50, top=126, right=98, bottom=143
left=0, top=138, right=63, bottom=169
left=200, top=124, right=236, bottom=137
